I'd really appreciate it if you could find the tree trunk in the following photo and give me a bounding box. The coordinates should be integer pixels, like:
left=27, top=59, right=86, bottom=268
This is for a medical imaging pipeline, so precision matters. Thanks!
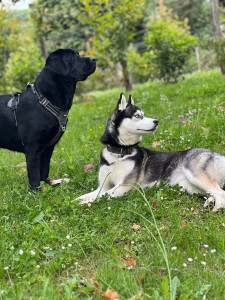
left=120, top=59, right=133, bottom=92
left=195, top=46, right=201, bottom=72
left=39, top=36, right=49, bottom=59
left=210, top=0, right=225, bottom=74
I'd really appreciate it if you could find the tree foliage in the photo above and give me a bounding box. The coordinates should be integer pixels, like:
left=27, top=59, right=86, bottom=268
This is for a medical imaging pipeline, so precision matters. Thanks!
left=78, top=0, right=145, bottom=91
left=145, top=5, right=196, bottom=82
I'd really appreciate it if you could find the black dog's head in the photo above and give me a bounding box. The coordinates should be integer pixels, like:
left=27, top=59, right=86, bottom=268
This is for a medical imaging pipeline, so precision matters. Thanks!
left=45, top=49, right=96, bottom=81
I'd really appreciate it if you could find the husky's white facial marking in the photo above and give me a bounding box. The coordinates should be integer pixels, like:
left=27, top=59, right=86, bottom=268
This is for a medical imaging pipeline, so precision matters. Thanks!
left=118, top=109, right=157, bottom=145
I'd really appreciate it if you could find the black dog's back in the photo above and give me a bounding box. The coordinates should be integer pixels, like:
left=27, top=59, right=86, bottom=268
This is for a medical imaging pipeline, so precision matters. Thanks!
left=0, top=94, right=24, bottom=152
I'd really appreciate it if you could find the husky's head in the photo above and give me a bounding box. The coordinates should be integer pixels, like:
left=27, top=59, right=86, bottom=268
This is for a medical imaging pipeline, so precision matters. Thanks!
left=100, top=93, right=158, bottom=146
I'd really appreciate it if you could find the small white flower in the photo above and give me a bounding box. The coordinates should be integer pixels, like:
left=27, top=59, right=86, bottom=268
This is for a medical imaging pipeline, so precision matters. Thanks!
left=10, top=246, right=14, bottom=250
left=74, top=261, right=78, bottom=265
left=108, top=207, right=111, bottom=210
left=127, top=266, right=133, bottom=270
left=161, top=197, right=164, bottom=200
left=211, top=249, right=216, bottom=253
left=19, top=249, right=23, bottom=255
left=222, top=223, right=225, bottom=227
left=66, top=235, right=70, bottom=239
left=30, top=250, right=36, bottom=256
left=68, top=243, right=72, bottom=247
left=4, top=266, right=9, bottom=270
left=61, top=246, right=66, bottom=250
left=202, top=295, right=206, bottom=300
left=131, top=241, right=135, bottom=244
left=188, top=258, right=193, bottom=262
left=44, top=247, right=50, bottom=250
left=204, top=244, right=208, bottom=248
left=171, top=246, right=177, bottom=250
left=183, top=263, right=187, bottom=267
left=1, top=290, right=4, bottom=295
left=180, top=136, right=184, bottom=141
left=201, top=261, right=207, bottom=265
left=36, top=265, right=40, bottom=268
left=88, top=203, right=91, bottom=207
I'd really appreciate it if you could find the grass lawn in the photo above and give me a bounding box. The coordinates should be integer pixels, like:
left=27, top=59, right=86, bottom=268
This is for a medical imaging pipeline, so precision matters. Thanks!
left=1, top=70, right=225, bottom=299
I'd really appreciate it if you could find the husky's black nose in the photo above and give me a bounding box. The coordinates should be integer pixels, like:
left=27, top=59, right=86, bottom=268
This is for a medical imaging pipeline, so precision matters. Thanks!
left=90, top=57, right=96, bottom=63
left=153, top=120, right=159, bottom=125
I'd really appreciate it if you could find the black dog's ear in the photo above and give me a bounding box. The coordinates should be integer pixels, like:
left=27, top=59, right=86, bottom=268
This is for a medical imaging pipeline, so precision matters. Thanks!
left=128, top=95, right=134, bottom=106
left=117, top=93, right=127, bottom=111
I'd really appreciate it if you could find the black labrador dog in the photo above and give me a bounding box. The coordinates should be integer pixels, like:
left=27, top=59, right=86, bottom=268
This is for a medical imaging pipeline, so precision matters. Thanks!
left=0, top=49, right=96, bottom=190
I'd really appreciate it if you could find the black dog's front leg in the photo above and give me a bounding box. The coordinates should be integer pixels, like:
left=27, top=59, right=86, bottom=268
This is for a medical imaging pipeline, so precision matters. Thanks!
left=25, top=151, right=41, bottom=190
left=40, top=145, right=55, bottom=185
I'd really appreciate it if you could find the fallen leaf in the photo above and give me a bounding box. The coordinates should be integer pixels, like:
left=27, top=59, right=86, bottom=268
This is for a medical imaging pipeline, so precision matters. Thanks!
left=84, top=164, right=97, bottom=172
left=159, top=225, right=166, bottom=231
left=178, top=115, right=186, bottom=123
left=127, top=290, right=143, bottom=300
left=216, top=106, right=225, bottom=111
left=14, top=162, right=26, bottom=168
left=51, top=178, right=70, bottom=185
left=93, top=281, right=102, bottom=292
left=122, top=256, right=137, bottom=266
left=151, top=201, right=158, bottom=208
left=152, top=141, right=161, bottom=147
left=103, top=289, right=120, bottom=300
left=181, top=221, right=186, bottom=229
left=132, top=223, right=141, bottom=230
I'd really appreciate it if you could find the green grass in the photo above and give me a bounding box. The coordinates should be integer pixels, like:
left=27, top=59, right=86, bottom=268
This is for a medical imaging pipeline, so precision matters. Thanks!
left=1, top=69, right=225, bottom=299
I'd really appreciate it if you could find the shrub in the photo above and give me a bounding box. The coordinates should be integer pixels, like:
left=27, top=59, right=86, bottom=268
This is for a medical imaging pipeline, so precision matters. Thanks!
left=145, top=15, right=197, bottom=82
left=5, top=31, right=44, bottom=92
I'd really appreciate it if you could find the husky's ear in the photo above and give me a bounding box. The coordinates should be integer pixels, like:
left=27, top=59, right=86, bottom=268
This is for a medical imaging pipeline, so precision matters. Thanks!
left=128, top=95, right=134, bottom=106
left=117, top=93, right=127, bottom=111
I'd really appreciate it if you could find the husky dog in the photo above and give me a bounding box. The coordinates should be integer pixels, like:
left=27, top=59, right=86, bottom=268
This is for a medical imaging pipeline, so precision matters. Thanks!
left=76, top=93, right=225, bottom=212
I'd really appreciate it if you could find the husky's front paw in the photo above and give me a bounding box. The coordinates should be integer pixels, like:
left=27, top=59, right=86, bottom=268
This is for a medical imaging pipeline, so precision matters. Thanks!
left=73, top=195, right=95, bottom=205
left=203, top=196, right=215, bottom=208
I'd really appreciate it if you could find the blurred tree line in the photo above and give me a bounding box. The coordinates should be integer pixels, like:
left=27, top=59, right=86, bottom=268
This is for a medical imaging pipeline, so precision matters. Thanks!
left=0, top=0, right=225, bottom=94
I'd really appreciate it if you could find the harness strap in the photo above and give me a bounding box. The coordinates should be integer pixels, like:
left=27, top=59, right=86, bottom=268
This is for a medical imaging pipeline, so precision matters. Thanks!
left=27, top=83, right=69, bottom=148
left=7, top=92, right=22, bottom=126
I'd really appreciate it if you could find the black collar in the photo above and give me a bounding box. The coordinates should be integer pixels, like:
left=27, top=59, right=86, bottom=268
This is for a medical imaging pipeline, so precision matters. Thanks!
left=107, top=144, right=138, bottom=156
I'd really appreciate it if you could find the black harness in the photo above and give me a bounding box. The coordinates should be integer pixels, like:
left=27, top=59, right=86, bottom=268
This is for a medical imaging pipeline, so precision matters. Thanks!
left=7, top=83, right=69, bottom=149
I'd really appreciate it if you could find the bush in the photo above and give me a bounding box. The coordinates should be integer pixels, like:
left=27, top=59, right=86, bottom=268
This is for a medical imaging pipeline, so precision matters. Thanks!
left=5, top=31, right=44, bottom=92
left=145, top=15, right=197, bottom=82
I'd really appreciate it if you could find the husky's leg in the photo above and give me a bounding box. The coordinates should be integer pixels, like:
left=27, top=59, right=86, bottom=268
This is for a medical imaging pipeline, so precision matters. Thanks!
left=203, top=196, right=215, bottom=208
left=183, top=168, right=225, bottom=211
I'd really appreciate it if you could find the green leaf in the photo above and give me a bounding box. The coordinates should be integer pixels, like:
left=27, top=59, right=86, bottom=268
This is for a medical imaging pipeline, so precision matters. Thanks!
left=32, top=211, right=45, bottom=223
left=172, top=276, right=180, bottom=299
left=161, top=276, right=169, bottom=300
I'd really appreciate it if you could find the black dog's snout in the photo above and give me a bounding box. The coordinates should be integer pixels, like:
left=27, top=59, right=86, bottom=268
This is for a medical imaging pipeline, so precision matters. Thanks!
left=90, top=57, right=96, bottom=63
left=153, top=120, right=159, bottom=125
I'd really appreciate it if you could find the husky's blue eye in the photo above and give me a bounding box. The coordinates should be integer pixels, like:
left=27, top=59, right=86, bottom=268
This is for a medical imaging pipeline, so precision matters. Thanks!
left=134, top=114, right=141, bottom=119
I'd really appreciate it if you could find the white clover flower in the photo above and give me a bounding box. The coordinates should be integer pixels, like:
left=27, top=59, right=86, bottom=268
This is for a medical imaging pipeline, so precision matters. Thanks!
left=211, top=249, right=216, bottom=253
left=188, top=258, right=193, bottom=262
left=171, top=246, right=177, bottom=250
left=61, top=246, right=66, bottom=250
left=30, top=250, right=36, bottom=256
left=108, top=207, right=111, bottom=210
left=66, top=235, right=70, bottom=239
left=68, top=244, right=72, bottom=247
left=4, top=266, right=9, bottom=270
left=201, top=261, right=207, bottom=265
left=204, top=244, right=208, bottom=248
left=19, top=249, right=23, bottom=255
left=183, top=263, right=187, bottom=267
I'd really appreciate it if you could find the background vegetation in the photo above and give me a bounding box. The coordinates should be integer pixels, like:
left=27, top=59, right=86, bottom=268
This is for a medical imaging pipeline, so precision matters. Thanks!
left=1, top=0, right=225, bottom=94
